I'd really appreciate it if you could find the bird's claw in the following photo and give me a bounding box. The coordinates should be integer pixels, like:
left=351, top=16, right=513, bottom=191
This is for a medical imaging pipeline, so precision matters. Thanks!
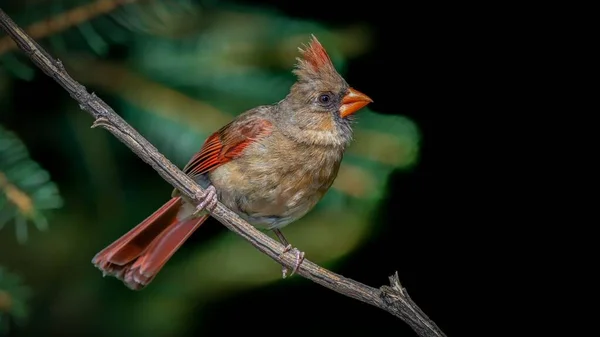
left=279, top=245, right=305, bottom=278
left=193, top=185, right=218, bottom=216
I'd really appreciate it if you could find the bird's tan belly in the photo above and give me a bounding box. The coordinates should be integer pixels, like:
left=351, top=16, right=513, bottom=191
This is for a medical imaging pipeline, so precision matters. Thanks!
left=207, top=157, right=338, bottom=229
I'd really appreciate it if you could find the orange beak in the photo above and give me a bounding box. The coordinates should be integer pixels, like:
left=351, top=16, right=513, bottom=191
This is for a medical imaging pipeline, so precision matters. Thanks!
left=339, top=88, right=373, bottom=118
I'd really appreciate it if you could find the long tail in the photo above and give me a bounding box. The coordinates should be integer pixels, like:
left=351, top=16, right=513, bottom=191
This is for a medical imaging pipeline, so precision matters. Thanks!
left=92, top=196, right=209, bottom=290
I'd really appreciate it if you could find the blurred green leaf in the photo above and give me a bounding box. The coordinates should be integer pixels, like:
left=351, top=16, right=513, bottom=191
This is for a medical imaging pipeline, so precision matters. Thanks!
left=0, top=125, right=63, bottom=244
left=0, top=267, right=32, bottom=335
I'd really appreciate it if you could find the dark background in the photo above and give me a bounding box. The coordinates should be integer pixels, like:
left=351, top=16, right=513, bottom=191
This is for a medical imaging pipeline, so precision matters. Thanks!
left=0, top=0, right=495, bottom=336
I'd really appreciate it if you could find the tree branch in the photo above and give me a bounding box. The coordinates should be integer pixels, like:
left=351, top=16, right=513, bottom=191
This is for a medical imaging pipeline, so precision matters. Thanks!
left=0, top=9, right=446, bottom=337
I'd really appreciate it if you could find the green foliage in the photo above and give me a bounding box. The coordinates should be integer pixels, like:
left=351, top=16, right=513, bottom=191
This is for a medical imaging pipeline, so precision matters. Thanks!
left=0, top=267, right=31, bottom=336
left=0, top=125, right=63, bottom=243
left=0, top=0, right=137, bottom=80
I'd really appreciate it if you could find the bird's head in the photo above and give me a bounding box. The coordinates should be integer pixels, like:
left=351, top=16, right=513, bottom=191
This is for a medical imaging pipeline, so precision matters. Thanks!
left=277, top=35, right=373, bottom=148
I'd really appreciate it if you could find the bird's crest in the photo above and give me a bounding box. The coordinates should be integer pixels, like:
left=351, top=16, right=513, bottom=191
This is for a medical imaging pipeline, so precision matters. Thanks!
left=293, top=35, right=338, bottom=81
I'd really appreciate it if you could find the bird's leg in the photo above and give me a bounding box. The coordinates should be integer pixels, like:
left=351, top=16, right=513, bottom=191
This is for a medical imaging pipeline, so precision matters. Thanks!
left=273, top=229, right=305, bottom=278
left=193, top=185, right=218, bottom=216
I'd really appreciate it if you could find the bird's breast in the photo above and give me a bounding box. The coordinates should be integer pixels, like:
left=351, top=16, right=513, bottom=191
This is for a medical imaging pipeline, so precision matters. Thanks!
left=207, top=136, right=343, bottom=229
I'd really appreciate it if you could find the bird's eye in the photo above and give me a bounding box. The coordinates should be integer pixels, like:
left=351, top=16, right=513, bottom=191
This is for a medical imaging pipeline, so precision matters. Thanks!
left=318, top=93, right=332, bottom=105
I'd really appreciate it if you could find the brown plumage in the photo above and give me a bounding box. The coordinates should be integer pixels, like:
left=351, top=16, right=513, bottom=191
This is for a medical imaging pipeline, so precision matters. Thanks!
left=92, top=35, right=372, bottom=290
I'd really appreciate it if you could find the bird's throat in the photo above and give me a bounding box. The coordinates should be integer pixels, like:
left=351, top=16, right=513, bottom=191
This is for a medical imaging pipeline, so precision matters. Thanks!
left=282, top=124, right=351, bottom=149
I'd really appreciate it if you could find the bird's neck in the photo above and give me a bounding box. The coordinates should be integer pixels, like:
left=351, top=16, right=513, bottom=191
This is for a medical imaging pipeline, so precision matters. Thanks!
left=275, top=103, right=353, bottom=149
left=281, top=125, right=351, bottom=149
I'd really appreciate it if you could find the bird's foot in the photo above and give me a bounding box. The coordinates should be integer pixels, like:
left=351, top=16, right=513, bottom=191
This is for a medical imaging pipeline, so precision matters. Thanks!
left=279, top=244, right=305, bottom=278
left=193, top=185, right=218, bottom=216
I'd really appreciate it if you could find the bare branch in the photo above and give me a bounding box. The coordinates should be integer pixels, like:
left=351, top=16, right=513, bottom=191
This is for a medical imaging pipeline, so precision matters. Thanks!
left=0, top=9, right=446, bottom=337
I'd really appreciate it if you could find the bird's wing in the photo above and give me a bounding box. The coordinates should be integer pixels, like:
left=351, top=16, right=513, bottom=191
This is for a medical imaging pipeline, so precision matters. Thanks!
left=182, top=115, right=273, bottom=178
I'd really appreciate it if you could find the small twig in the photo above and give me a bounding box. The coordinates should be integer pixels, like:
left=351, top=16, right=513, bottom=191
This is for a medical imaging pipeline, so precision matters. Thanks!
left=0, top=9, right=446, bottom=337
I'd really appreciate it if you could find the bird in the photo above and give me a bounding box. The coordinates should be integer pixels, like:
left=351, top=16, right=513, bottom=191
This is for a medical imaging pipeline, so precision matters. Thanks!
left=91, top=34, right=373, bottom=290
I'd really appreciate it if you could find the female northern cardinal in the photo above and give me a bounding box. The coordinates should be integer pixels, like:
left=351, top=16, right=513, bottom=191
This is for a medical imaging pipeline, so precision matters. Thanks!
left=92, top=35, right=372, bottom=290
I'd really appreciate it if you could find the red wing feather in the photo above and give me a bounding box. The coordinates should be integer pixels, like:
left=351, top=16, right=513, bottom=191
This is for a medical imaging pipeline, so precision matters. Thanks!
left=183, top=118, right=272, bottom=177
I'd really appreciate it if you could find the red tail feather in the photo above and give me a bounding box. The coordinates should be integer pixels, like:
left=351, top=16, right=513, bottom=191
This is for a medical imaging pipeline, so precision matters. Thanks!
left=92, top=197, right=209, bottom=290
